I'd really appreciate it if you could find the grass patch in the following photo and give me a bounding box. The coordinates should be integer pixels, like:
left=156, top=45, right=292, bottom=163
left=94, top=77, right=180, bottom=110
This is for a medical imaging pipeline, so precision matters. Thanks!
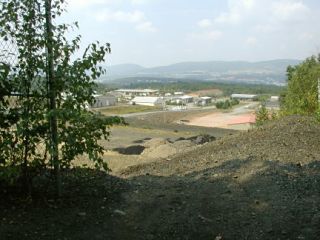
left=96, top=105, right=162, bottom=115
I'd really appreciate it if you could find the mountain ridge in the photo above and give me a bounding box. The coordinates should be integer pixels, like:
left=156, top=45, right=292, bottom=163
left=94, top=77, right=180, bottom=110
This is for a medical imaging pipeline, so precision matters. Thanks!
left=103, top=59, right=301, bottom=85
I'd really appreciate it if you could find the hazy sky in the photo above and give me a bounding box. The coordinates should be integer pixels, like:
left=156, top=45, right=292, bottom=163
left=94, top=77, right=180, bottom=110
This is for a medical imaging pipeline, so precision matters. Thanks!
left=63, top=0, right=320, bottom=67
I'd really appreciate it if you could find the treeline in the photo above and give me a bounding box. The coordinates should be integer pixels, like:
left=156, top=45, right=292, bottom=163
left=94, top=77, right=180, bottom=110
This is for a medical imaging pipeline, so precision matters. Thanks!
left=282, top=55, right=320, bottom=116
left=216, top=99, right=240, bottom=109
left=255, top=55, right=320, bottom=126
left=98, top=80, right=284, bottom=96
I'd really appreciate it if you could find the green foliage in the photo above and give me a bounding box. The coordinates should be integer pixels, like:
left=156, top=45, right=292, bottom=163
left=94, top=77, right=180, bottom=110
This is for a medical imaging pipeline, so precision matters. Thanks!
left=230, top=98, right=240, bottom=105
left=103, top=78, right=284, bottom=97
left=282, top=55, right=320, bottom=115
left=0, top=0, right=123, bottom=187
left=97, top=105, right=160, bottom=115
left=215, top=99, right=239, bottom=109
left=315, top=108, right=320, bottom=122
left=255, top=104, right=278, bottom=126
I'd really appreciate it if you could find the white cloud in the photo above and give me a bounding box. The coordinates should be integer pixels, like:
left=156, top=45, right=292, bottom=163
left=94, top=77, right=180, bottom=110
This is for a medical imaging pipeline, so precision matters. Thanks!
left=214, top=11, right=241, bottom=24
left=272, top=1, right=309, bottom=21
left=299, top=32, right=314, bottom=41
left=242, top=0, right=255, bottom=9
left=67, top=0, right=150, bottom=8
left=190, top=30, right=223, bottom=41
left=214, top=0, right=256, bottom=24
left=67, top=0, right=113, bottom=8
left=95, top=9, right=156, bottom=33
left=206, top=31, right=223, bottom=40
left=136, top=21, right=157, bottom=32
left=98, top=10, right=144, bottom=23
left=131, top=0, right=150, bottom=4
left=254, top=24, right=277, bottom=33
left=246, top=36, right=257, bottom=45
left=198, top=19, right=212, bottom=28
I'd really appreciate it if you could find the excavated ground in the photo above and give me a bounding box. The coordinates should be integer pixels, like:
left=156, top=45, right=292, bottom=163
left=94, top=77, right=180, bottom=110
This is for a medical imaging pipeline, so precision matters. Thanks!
left=1, top=115, right=320, bottom=240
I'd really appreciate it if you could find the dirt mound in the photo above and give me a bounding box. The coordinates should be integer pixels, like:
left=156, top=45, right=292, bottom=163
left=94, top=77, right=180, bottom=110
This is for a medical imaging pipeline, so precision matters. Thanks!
left=3, top=116, right=320, bottom=240
left=115, top=116, right=320, bottom=239
left=140, top=135, right=216, bottom=160
left=122, top=115, right=320, bottom=177
left=141, top=138, right=197, bottom=160
left=143, top=138, right=169, bottom=148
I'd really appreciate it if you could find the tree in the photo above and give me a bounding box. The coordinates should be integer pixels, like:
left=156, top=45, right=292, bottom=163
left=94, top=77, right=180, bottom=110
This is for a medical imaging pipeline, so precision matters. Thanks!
left=0, top=0, right=123, bottom=195
left=283, top=55, right=320, bottom=115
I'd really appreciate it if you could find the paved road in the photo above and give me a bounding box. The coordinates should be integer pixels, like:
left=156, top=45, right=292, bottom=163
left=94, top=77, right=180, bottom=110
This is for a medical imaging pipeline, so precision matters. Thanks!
left=231, top=102, right=259, bottom=115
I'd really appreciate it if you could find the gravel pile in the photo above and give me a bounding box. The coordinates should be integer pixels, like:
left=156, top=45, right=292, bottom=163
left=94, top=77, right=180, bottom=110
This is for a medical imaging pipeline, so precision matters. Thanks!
left=116, top=116, right=320, bottom=239
left=122, top=115, right=320, bottom=177
left=141, top=138, right=197, bottom=160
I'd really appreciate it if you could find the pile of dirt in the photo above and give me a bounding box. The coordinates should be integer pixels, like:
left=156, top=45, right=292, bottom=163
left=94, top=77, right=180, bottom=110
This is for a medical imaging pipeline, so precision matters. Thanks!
left=3, top=116, right=320, bottom=240
left=113, top=116, right=320, bottom=239
left=122, top=115, right=320, bottom=177
left=140, top=135, right=216, bottom=160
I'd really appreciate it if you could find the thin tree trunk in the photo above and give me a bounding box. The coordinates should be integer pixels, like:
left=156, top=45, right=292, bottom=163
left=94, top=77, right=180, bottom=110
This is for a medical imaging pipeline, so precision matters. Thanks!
left=45, top=0, right=61, bottom=197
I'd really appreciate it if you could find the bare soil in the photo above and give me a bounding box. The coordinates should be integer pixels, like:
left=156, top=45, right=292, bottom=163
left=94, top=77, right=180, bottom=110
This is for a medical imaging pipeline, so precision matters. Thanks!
left=1, top=115, right=320, bottom=240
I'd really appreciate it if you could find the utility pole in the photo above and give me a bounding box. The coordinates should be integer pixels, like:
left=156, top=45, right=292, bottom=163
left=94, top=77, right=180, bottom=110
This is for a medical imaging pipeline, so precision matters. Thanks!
left=45, top=0, right=61, bottom=197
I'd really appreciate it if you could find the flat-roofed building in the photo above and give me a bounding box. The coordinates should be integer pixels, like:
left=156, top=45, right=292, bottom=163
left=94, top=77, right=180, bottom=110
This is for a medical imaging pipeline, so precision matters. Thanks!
left=130, top=96, right=163, bottom=106
left=199, top=96, right=212, bottom=105
left=178, top=95, right=193, bottom=104
left=174, top=91, right=184, bottom=96
left=114, top=89, right=159, bottom=99
left=91, top=94, right=117, bottom=108
left=231, top=94, right=258, bottom=101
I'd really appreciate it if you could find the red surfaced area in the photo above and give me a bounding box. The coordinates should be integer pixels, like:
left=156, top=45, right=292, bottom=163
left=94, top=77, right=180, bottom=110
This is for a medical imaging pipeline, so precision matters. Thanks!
left=227, top=114, right=256, bottom=125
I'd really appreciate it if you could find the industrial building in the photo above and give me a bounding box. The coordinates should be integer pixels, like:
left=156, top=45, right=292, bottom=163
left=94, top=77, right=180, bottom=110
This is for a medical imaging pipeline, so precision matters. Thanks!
left=231, top=94, right=258, bottom=101
left=130, top=96, right=163, bottom=106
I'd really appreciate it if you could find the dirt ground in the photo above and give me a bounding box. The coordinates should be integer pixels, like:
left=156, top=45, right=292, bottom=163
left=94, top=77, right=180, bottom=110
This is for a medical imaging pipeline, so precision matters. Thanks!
left=1, top=115, right=320, bottom=240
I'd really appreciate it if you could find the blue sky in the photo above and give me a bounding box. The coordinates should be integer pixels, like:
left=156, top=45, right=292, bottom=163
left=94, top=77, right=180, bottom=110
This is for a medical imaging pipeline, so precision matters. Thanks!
left=63, top=0, right=320, bottom=67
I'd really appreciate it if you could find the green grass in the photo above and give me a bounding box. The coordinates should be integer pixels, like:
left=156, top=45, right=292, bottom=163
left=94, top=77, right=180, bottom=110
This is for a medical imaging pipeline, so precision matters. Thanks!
left=96, top=105, right=162, bottom=115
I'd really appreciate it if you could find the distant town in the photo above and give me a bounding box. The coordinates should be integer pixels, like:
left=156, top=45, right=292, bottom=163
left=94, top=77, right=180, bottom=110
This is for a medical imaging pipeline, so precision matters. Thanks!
left=91, top=87, right=280, bottom=110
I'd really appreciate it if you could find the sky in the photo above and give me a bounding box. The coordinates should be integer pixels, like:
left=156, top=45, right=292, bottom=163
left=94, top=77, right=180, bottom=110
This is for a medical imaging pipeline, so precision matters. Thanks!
left=62, top=0, right=320, bottom=67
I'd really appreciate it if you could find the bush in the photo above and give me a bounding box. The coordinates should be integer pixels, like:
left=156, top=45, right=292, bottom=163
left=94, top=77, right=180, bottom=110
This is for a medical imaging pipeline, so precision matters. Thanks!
left=255, top=104, right=278, bottom=126
left=215, top=99, right=239, bottom=109
left=282, top=55, right=320, bottom=115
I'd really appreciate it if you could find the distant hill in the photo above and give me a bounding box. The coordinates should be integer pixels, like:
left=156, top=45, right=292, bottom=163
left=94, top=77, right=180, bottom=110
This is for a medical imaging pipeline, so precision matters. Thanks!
left=106, top=64, right=145, bottom=76
left=102, top=59, right=301, bottom=85
left=142, top=59, right=300, bottom=74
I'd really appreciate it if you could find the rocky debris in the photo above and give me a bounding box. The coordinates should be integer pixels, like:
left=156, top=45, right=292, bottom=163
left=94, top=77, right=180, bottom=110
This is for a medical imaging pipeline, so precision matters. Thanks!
left=122, top=116, right=320, bottom=177
left=139, top=135, right=214, bottom=160
left=2, top=116, right=320, bottom=240
left=141, top=143, right=178, bottom=159
left=137, top=134, right=216, bottom=160
left=192, top=134, right=216, bottom=144
left=143, top=138, right=168, bottom=148
left=171, top=140, right=195, bottom=149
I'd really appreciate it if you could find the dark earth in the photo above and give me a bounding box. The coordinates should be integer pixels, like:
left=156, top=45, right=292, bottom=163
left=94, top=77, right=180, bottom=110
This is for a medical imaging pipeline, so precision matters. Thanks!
left=1, top=115, right=320, bottom=240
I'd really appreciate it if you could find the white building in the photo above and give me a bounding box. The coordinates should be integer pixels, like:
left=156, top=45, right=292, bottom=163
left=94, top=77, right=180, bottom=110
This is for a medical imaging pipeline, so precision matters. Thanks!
left=114, top=89, right=159, bottom=99
left=130, top=96, right=163, bottom=106
left=270, top=96, right=280, bottom=101
left=199, top=96, right=212, bottom=105
left=91, top=94, right=117, bottom=108
left=231, top=94, right=258, bottom=101
left=179, top=95, right=193, bottom=103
